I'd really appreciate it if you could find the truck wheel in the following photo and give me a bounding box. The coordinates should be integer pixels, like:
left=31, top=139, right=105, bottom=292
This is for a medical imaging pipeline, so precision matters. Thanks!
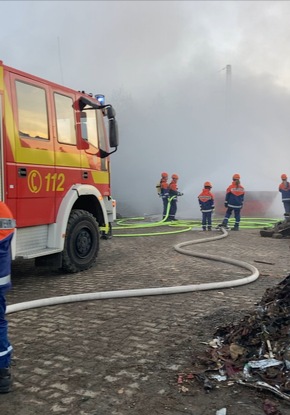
left=62, top=209, right=99, bottom=273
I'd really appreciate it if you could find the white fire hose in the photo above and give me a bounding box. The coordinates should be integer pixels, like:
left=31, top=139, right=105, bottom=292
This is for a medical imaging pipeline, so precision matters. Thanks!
left=7, top=228, right=259, bottom=314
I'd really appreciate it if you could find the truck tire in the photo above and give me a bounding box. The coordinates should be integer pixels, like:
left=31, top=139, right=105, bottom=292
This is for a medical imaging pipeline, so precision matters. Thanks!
left=62, top=209, right=99, bottom=273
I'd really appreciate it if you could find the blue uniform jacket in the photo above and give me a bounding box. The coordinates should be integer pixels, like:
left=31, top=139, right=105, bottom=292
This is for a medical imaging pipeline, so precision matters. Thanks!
left=0, top=234, right=13, bottom=291
left=225, top=182, right=245, bottom=209
left=198, top=189, right=215, bottom=212
left=279, top=182, right=290, bottom=202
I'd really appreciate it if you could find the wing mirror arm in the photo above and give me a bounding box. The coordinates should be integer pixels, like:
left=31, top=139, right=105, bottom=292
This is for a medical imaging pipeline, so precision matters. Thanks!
left=97, top=147, right=118, bottom=159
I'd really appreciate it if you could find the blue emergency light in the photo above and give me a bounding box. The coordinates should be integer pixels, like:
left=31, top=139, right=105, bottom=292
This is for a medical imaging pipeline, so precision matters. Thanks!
left=95, top=94, right=105, bottom=105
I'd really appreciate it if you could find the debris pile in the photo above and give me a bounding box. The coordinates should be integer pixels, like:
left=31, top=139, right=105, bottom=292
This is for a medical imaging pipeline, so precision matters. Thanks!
left=189, top=275, right=290, bottom=403
left=260, top=216, right=290, bottom=238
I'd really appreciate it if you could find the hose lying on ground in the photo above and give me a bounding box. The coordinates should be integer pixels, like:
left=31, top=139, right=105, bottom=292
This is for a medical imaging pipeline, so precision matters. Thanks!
left=7, top=228, right=259, bottom=314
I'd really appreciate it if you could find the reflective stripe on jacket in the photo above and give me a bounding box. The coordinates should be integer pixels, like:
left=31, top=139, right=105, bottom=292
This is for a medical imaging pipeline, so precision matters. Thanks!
left=225, top=182, right=245, bottom=208
left=279, top=182, right=290, bottom=202
left=198, top=189, right=215, bottom=212
left=0, top=233, right=13, bottom=289
left=0, top=202, right=15, bottom=290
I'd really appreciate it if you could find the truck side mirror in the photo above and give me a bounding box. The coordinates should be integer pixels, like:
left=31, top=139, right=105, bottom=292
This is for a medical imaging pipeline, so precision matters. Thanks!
left=109, top=118, right=119, bottom=148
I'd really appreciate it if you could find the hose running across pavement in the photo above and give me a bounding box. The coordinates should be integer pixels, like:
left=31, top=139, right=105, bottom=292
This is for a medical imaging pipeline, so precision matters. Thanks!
left=7, top=227, right=259, bottom=314
left=112, top=197, right=279, bottom=236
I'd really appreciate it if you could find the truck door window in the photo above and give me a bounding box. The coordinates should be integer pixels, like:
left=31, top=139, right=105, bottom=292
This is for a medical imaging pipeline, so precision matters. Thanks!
left=96, top=110, right=107, bottom=153
left=84, top=109, right=98, bottom=147
left=54, top=93, right=76, bottom=145
left=96, top=110, right=108, bottom=171
left=83, top=109, right=107, bottom=171
left=16, top=81, right=49, bottom=140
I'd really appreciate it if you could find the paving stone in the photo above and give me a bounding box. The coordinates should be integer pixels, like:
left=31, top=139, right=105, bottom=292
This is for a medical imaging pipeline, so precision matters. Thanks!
left=1, top=228, right=290, bottom=414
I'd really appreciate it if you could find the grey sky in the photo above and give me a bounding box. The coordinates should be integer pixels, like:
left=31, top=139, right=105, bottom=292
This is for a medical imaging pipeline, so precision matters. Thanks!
left=1, top=1, right=290, bottom=217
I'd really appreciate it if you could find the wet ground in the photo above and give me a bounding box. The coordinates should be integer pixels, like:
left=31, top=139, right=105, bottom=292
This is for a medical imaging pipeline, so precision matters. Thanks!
left=2, top=224, right=290, bottom=415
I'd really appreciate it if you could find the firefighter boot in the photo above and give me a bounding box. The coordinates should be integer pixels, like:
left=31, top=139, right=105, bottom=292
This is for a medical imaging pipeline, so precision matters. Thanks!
left=217, top=221, right=229, bottom=230
left=207, top=226, right=212, bottom=231
left=232, top=224, right=239, bottom=231
left=0, top=368, right=12, bottom=393
left=202, top=226, right=206, bottom=231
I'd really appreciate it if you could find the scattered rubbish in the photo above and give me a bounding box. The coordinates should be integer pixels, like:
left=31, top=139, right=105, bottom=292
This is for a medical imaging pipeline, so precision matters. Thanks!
left=209, top=337, right=223, bottom=348
left=247, top=359, right=283, bottom=370
left=266, top=340, right=274, bottom=358
left=187, top=274, right=290, bottom=403
left=254, top=260, right=275, bottom=265
left=229, top=343, right=246, bottom=360
left=283, top=346, right=290, bottom=370
left=196, top=374, right=214, bottom=392
left=260, top=216, right=290, bottom=238
left=209, top=374, right=227, bottom=381
left=216, top=408, right=227, bottom=415
left=239, top=379, right=290, bottom=403
left=263, top=398, right=282, bottom=415
left=177, top=375, right=183, bottom=384
left=180, top=385, right=189, bottom=393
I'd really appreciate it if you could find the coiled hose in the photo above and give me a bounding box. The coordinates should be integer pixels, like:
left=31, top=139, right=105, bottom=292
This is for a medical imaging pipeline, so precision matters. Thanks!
left=7, top=223, right=260, bottom=314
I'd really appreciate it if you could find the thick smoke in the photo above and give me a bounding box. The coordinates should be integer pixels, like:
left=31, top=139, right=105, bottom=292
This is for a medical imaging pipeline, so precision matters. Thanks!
left=0, top=1, right=289, bottom=218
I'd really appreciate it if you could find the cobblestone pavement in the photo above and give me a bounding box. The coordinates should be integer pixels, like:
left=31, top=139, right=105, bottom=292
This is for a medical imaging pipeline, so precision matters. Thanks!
left=1, top=226, right=290, bottom=415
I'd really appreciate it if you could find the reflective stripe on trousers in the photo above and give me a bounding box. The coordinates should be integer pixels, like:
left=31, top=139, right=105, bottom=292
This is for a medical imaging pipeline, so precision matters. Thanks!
left=0, top=292, right=13, bottom=367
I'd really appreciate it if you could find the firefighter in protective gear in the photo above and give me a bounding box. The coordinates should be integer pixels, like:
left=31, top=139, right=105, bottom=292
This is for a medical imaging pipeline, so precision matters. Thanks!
left=156, top=172, right=170, bottom=219
left=198, top=182, right=215, bottom=231
left=168, top=174, right=183, bottom=221
left=0, top=201, right=15, bottom=393
left=279, top=173, right=290, bottom=216
left=219, top=174, right=245, bottom=231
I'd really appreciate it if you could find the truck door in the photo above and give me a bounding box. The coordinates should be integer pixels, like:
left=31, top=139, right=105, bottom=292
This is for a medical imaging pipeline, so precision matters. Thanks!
left=51, top=90, right=82, bottom=213
left=8, top=73, right=56, bottom=227
left=81, top=108, right=110, bottom=195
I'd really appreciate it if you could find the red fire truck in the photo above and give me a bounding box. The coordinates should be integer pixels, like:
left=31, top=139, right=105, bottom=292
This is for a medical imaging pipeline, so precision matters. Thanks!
left=0, top=60, right=119, bottom=273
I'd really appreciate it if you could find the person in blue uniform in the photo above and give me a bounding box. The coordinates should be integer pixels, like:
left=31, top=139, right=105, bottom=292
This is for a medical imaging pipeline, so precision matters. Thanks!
left=0, top=201, right=15, bottom=393
left=219, top=174, right=245, bottom=231
left=157, top=172, right=170, bottom=220
left=279, top=173, right=290, bottom=216
left=198, top=182, right=215, bottom=231
left=168, top=174, right=183, bottom=221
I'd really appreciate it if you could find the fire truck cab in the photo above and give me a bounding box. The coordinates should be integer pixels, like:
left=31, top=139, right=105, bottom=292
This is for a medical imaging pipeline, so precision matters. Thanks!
left=0, top=60, right=119, bottom=273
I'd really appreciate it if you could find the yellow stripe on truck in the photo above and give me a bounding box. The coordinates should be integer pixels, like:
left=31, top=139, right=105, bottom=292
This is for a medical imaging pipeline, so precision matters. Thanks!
left=91, top=171, right=109, bottom=184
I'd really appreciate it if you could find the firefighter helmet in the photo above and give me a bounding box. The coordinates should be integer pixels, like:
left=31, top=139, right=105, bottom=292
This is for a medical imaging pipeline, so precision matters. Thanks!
left=204, top=181, right=212, bottom=188
left=171, top=174, right=179, bottom=179
left=281, top=173, right=287, bottom=180
left=161, top=172, right=168, bottom=178
left=233, top=173, right=240, bottom=180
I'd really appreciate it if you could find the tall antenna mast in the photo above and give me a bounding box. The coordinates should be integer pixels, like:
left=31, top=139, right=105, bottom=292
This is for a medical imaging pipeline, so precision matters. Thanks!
left=225, top=64, right=231, bottom=116
left=57, top=36, right=64, bottom=85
